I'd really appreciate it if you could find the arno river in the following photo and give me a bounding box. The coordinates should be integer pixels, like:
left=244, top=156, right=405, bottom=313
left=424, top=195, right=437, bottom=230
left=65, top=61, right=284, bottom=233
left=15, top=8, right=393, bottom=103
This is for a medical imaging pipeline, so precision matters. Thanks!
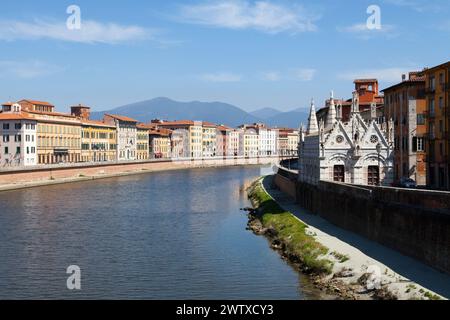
left=0, top=166, right=322, bottom=299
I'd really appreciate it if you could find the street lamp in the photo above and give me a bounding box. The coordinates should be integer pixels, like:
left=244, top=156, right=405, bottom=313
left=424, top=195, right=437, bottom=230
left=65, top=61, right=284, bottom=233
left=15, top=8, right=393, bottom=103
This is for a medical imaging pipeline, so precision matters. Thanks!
left=376, top=142, right=382, bottom=186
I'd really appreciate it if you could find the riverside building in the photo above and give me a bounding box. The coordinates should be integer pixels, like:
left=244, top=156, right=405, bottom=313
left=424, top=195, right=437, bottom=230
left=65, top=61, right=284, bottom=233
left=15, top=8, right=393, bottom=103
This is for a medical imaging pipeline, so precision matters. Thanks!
left=104, top=114, right=138, bottom=161
left=0, top=102, right=37, bottom=167
left=18, top=100, right=82, bottom=164
left=71, top=105, right=117, bottom=163
left=383, top=72, right=427, bottom=185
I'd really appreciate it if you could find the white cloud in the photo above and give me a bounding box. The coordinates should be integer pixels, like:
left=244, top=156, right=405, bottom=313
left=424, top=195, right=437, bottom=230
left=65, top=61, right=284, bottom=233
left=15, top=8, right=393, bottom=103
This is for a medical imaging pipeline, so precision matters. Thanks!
left=338, top=67, right=417, bottom=83
left=0, top=19, right=154, bottom=44
left=0, top=60, right=64, bottom=79
left=294, top=68, right=316, bottom=81
left=178, top=0, right=318, bottom=34
left=261, top=71, right=280, bottom=81
left=200, top=72, right=242, bottom=82
left=337, top=23, right=397, bottom=40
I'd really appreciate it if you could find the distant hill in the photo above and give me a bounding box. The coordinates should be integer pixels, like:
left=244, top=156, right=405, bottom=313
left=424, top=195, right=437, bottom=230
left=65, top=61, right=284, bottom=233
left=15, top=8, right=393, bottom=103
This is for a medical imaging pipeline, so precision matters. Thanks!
left=91, top=97, right=260, bottom=127
left=91, top=97, right=307, bottom=129
left=250, top=107, right=282, bottom=119
left=265, top=108, right=309, bottom=128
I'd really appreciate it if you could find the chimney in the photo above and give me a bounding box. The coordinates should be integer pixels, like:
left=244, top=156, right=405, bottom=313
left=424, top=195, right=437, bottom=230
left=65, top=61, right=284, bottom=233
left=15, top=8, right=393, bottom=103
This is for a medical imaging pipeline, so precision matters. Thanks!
left=402, top=74, right=406, bottom=81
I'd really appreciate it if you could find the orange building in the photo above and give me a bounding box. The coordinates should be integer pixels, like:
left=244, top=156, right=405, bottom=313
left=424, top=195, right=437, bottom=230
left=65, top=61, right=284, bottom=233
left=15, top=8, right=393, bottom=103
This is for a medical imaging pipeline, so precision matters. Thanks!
left=423, top=61, right=450, bottom=190
left=383, top=72, right=427, bottom=185
left=317, top=79, right=384, bottom=123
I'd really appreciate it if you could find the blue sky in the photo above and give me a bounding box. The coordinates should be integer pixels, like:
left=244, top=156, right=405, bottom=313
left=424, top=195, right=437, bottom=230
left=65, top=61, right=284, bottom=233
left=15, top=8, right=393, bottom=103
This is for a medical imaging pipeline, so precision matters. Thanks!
left=0, top=0, right=449, bottom=112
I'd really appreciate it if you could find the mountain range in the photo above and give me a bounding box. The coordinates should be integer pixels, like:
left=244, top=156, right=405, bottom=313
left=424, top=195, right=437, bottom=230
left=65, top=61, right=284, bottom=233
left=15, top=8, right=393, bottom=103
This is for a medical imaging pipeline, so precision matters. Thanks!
left=91, top=97, right=308, bottom=129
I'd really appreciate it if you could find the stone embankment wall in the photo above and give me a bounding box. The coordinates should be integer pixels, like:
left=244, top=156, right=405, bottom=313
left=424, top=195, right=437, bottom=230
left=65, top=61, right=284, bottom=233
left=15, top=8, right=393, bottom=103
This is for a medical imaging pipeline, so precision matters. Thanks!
left=0, top=156, right=279, bottom=187
left=274, top=166, right=450, bottom=274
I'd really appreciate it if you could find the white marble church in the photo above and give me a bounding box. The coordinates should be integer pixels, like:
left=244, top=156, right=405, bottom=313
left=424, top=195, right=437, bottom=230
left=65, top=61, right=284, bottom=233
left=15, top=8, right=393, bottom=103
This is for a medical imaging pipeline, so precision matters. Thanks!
left=298, top=91, right=394, bottom=186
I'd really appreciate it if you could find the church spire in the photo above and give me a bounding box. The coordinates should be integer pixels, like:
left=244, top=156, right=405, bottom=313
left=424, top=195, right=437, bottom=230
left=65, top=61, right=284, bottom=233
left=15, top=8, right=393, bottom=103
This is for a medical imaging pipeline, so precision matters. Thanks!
left=325, top=90, right=337, bottom=130
left=306, top=98, right=318, bottom=135
left=351, top=91, right=360, bottom=115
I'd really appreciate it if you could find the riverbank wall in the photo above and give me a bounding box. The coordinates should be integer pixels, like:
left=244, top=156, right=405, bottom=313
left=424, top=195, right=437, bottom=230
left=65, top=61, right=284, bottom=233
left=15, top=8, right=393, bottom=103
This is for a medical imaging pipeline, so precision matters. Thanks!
left=274, top=167, right=450, bottom=275
left=0, top=156, right=280, bottom=192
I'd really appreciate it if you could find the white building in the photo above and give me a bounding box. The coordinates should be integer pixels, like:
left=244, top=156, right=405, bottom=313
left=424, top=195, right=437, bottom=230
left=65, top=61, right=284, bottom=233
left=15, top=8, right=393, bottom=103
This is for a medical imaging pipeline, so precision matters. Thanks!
left=104, top=114, right=137, bottom=161
left=257, top=126, right=278, bottom=156
left=0, top=102, right=37, bottom=167
left=298, top=92, right=394, bottom=186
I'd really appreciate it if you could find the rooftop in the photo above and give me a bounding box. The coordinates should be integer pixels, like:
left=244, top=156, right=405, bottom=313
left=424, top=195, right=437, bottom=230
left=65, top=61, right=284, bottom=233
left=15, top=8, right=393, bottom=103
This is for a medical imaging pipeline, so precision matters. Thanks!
left=104, top=114, right=138, bottom=123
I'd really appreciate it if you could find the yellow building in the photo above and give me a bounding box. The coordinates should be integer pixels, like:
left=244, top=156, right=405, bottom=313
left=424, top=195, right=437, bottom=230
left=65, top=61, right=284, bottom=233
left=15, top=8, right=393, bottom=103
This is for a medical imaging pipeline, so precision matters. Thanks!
left=70, top=105, right=117, bottom=163
left=80, top=120, right=117, bottom=162
left=18, top=100, right=82, bottom=164
left=136, top=125, right=149, bottom=160
left=424, top=61, right=450, bottom=189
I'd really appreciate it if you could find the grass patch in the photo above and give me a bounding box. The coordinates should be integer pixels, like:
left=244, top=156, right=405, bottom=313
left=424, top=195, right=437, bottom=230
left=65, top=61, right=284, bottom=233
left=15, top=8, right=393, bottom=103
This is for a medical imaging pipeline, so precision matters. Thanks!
left=248, top=178, right=333, bottom=275
left=424, top=291, right=441, bottom=300
left=331, top=251, right=350, bottom=263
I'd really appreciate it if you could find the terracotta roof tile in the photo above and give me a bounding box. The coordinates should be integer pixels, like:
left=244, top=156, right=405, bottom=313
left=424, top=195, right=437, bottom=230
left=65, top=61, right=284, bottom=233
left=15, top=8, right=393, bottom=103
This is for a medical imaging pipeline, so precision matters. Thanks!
left=104, top=114, right=138, bottom=123
left=19, top=99, right=54, bottom=107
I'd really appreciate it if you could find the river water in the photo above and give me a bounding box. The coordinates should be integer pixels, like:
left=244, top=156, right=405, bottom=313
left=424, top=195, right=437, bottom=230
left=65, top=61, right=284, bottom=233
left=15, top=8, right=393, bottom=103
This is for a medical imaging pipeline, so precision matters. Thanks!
left=0, top=166, right=323, bottom=299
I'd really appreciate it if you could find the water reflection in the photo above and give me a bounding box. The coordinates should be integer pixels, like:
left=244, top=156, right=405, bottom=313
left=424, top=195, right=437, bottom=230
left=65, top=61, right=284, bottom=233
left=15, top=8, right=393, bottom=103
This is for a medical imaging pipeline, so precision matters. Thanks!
left=0, top=166, right=322, bottom=299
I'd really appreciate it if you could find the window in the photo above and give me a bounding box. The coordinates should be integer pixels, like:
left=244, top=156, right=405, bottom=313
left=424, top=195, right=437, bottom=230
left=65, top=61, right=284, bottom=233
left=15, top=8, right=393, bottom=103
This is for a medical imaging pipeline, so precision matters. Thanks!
left=333, top=165, right=345, bottom=183
left=14, top=134, right=21, bottom=142
left=368, top=166, right=380, bottom=186
left=16, top=147, right=20, bottom=154
left=439, top=96, right=444, bottom=109
left=3, top=135, right=9, bottom=142
left=430, top=122, right=435, bottom=139
left=439, top=73, right=444, bottom=84
left=15, top=123, right=21, bottom=130
left=440, top=143, right=443, bottom=156
left=417, top=138, right=424, bottom=152
left=439, top=120, right=444, bottom=133
left=429, top=98, right=435, bottom=115
left=4, top=147, right=8, bottom=154
left=3, top=123, right=10, bottom=130
left=417, top=114, right=425, bottom=125
left=430, top=76, right=436, bottom=90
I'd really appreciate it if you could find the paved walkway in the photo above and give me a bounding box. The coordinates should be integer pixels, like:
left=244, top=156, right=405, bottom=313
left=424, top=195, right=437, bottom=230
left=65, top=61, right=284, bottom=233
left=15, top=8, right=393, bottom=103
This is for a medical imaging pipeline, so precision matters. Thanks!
left=263, top=176, right=450, bottom=299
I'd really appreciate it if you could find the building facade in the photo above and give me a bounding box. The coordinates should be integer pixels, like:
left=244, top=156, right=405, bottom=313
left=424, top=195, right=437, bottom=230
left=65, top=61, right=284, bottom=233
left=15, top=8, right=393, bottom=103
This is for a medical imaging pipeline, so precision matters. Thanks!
left=136, top=125, right=149, bottom=160
left=104, top=114, right=138, bottom=161
left=239, top=128, right=259, bottom=157
left=0, top=102, right=37, bottom=167
left=383, top=72, right=427, bottom=185
left=202, top=122, right=217, bottom=157
left=299, top=93, right=394, bottom=186
left=18, top=100, right=82, bottom=164
left=278, top=128, right=300, bottom=156
left=423, top=61, right=450, bottom=190
left=72, top=105, right=116, bottom=163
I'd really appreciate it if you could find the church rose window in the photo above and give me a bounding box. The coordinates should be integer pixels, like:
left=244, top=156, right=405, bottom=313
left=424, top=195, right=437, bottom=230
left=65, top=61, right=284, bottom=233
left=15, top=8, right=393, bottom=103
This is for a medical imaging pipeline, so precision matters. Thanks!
left=336, top=135, right=344, bottom=144
left=370, top=135, right=379, bottom=144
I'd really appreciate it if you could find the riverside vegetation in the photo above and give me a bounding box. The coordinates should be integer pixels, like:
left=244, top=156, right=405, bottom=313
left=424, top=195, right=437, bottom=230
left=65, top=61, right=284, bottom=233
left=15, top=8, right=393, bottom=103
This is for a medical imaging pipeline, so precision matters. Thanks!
left=246, top=178, right=333, bottom=275
left=246, top=177, right=445, bottom=300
